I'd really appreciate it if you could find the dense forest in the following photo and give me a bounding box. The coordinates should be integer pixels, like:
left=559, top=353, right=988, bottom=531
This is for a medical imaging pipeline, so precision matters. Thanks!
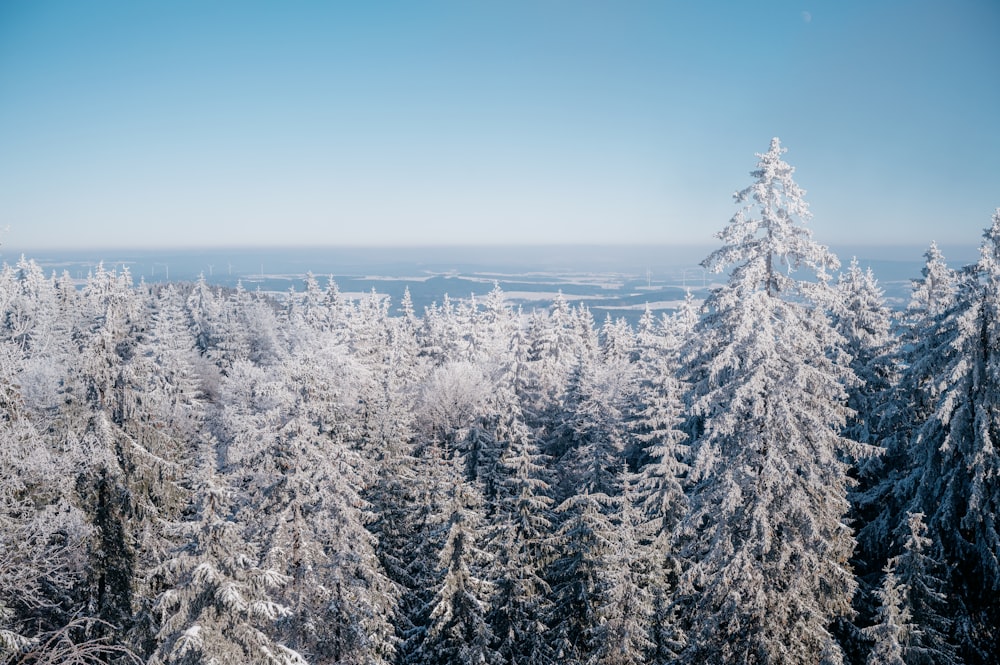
left=1, top=139, right=998, bottom=665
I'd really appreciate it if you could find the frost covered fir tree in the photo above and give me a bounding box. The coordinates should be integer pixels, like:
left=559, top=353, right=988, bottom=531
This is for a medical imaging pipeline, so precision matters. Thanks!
left=893, top=242, right=957, bottom=450
left=674, top=138, right=868, bottom=664
left=219, top=351, right=397, bottom=665
left=359, top=350, right=424, bottom=625
left=631, top=306, right=689, bottom=662
left=522, top=292, right=589, bottom=429
left=149, top=446, right=306, bottom=665
left=631, top=302, right=688, bottom=524
left=468, top=307, right=536, bottom=506
left=600, top=314, right=636, bottom=366
left=391, top=440, right=462, bottom=664
left=418, top=295, right=472, bottom=365
left=142, top=284, right=206, bottom=436
left=865, top=512, right=958, bottom=665
left=587, top=471, right=655, bottom=665
left=0, top=339, right=110, bottom=661
left=908, top=242, right=956, bottom=323
left=864, top=567, right=908, bottom=665
left=485, top=423, right=557, bottom=665
left=854, top=244, right=957, bottom=589
left=551, top=352, right=630, bottom=498
left=905, top=210, right=1000, bottom=663
left=544, top=356, right=647, bottom=664
left=833, top=258, right=896, bottom=447
left=469, top=282, right=520, bottom=367
left=69, top=266, right=182, bottom=646
left=544, top=490, right=619, bottom=665
left=418, top=461, right=498, bottom=665
left=894, top=242, right=958, bottom=454
left=185, top=273, right=224, bottom=358
left=834, top=258, right=899, bottom=653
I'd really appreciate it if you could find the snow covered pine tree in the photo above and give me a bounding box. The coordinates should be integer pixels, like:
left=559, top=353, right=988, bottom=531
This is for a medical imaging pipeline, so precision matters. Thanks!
left=674, top=138, right=872, bottom=664
left=905, top=209, right=1000, bottom=663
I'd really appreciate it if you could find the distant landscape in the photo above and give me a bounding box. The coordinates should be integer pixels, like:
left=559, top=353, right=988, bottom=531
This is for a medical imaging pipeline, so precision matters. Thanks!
left=0, top=243, right=978, bottom=324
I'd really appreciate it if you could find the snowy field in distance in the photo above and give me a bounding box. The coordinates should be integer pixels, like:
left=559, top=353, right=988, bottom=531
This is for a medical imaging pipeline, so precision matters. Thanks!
left=1, top=244, right=978, bottom=325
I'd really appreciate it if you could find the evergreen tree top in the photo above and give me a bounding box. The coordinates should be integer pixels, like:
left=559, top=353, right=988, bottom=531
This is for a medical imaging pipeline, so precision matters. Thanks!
left=702, top=137, right=839, bottom=298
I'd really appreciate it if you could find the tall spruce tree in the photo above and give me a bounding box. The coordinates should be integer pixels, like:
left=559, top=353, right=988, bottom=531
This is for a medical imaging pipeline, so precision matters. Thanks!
left=854, top=244, right=957, bottom=589
left=834, top=257, right=901, bottom=659
left=631, top=305, right=689, bottom=663
left=905, top=210, right=1000, bottom=663
left=674, top=138, right=868, bottom=664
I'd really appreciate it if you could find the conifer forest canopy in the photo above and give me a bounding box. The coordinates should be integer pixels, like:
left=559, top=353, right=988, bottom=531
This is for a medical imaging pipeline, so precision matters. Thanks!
left=1, top=139, right=998, bottom=664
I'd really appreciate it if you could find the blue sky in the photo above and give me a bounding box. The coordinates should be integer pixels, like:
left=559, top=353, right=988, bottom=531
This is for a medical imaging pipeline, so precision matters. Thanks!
left=1, top=1, right=997, bottom=250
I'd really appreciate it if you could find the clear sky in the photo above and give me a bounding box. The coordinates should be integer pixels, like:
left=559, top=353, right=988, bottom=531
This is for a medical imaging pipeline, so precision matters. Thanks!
left=1, top=0, right=997, bottom=250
